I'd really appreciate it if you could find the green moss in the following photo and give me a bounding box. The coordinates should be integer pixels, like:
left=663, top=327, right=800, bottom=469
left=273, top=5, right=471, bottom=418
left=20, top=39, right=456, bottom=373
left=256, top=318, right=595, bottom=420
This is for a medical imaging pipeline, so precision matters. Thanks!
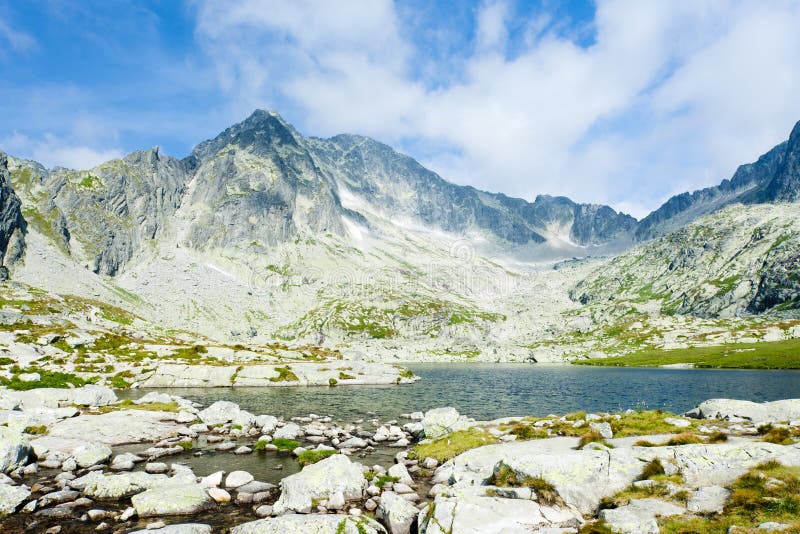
left=413, top=428, right=498, bottom=463
left=328, top=377, right=338, bottom=387
left=374, top=475, right=400, bottom=489
left=297, top=449, right=336, bottom=466
left=109, top=371, right=134, bottom=389
left=77, top=174, right=103, bottom=189
left=338, top=371, right=355, bottom=380
left=98, top=399, right=180, bottom=413
left=24, top=425, right=48, bottom=435
left=489, top=462, right=563, bottom=506
left=272, top=438, right=300, bottom=451
left=269, top=366, right=299, bottom=382
left=1, top=369, right=86, bottom=390
left=507, top=423, right=548, bottom=441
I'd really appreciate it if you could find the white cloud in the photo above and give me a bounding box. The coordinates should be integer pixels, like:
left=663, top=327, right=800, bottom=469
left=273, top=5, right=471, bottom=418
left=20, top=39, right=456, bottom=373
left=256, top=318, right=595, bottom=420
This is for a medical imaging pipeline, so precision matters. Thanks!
left=2, top=131, right=123, bottom=170
left=193, top=0, right=800, bottom=217
left=0, top=19, right=36, bottom=52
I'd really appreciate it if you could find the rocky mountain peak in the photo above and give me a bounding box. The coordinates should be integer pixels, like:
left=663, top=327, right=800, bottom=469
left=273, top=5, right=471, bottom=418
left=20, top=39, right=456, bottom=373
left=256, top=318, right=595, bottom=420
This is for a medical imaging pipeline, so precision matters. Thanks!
left=189, top=109, right=304, bottom=165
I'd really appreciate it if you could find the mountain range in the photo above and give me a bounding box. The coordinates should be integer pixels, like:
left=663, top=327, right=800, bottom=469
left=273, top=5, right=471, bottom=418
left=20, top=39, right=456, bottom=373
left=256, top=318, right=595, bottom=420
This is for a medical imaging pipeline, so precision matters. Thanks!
left=0, top=110, right=799, bottom=363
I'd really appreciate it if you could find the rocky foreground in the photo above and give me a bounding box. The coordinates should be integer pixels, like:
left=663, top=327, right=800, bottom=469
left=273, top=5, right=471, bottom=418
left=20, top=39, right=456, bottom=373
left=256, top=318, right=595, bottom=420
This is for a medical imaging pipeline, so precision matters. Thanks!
left=0, top=387, right=799, bottom=533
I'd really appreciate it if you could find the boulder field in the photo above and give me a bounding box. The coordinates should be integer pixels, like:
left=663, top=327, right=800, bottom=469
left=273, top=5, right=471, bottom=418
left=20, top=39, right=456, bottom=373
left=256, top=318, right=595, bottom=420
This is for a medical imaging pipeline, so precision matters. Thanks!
left=0, top=385, right=797, bottom=533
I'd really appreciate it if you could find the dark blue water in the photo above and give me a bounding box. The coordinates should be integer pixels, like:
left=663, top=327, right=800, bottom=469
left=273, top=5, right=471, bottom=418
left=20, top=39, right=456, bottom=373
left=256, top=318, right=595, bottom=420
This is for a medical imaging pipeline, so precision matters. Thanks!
left=126, top=364, right=800, bottom=421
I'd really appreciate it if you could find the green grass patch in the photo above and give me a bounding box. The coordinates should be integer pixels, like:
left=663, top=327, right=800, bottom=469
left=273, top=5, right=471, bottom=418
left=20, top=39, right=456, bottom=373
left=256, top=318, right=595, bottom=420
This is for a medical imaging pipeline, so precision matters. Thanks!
left=412, top=427, right=497, bottom=463
left=272, top=438, right=300, bottom=451
left=297, top=450, right=337, bottom=466
left=97, top=399, right=180, bottom=413
left=1, top=369, right=86, bottom=390
left=374, top=474, right=400, bottom=489
left=658, top=461, right=800, bottom=533
left=269, top=366, right=299, bottom=382
left=573, top=338, right=800, bottom=369
left=489, top=462, right=563, bottom=506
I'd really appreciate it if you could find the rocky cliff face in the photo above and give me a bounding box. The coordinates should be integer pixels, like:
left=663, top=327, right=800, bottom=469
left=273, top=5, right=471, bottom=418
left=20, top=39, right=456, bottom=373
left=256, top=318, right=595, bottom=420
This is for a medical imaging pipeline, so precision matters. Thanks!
left=0, top=153, right=26, bottom=268
left=308, top=133, right=636, bottom=246
left=637, top=120, right=800, bottom=240
left=8, top=148, right=187, bottom=275
left=574, top=203, right=800, bottom=318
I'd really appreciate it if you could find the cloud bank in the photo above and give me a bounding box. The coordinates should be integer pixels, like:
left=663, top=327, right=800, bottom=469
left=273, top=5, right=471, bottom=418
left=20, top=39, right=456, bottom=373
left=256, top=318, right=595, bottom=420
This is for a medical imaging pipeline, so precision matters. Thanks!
left=193, top=0, right=800, bottom=217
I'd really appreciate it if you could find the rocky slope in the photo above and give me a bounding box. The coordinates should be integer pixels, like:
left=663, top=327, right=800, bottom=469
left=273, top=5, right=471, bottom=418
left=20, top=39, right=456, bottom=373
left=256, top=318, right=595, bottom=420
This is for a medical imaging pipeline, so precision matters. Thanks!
left=0, top=111, right=799, bottom=364
left=637, top=120, right=800, bottom=240
left=573, top=203, right=800, bottom=318
left=0, top=154, right=25, bottom=270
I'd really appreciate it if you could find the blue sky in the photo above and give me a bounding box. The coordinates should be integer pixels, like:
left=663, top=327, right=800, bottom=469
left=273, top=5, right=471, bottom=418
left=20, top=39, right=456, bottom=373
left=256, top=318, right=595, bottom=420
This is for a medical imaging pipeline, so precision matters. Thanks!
left=2, top=1, right=800, bottom=218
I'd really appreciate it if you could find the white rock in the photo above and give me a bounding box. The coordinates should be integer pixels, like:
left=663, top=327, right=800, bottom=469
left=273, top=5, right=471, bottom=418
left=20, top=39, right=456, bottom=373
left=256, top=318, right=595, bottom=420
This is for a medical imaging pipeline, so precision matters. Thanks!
left=131, top=483, right=212, bottom=517
left=0, top=427, right=31, bottom=474
left=207, top=487, right=231, bottom=503
left=599, top=498, right=685, bottom=534
left=273, top=454, right=366, bottom=515
left=225, top=471, right=255, bottom=489
left=0, top=484, right=31, bottom=515
left=128, top=523, right=213, bottom=534
left=230, top=514, right=386, bottom=533
left=197, top=401, right=241, bottom=426
left=664, top=417, right=692, bottom=429
left=200, top=471, right=225, bottom=488
left=422, top=408, right=471, bottom=440
left=73, top=443, right=112, bottom=468
left=387, top=463, right=413, bottom=486
left=589, top=422, right=613, bottom=439
left=689, top=399, right=800, bottom=422
left=376, top=491, right=419, bottom=534
left=274, top=423, right=302, bottom=441
left=687, top=485, right=730, bottom=514
left=419, top=494, right=583, bottom=534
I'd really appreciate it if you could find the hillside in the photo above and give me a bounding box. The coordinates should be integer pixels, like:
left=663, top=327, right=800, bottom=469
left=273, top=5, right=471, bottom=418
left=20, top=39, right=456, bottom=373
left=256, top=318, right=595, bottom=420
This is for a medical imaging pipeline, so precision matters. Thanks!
left=0, top=111, right=799, bottom=367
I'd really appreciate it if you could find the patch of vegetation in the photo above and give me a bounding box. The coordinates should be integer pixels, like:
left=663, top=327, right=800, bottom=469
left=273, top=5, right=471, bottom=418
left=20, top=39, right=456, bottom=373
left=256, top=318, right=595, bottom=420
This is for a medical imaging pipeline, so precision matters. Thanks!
left=338, top=371, right=355, bottom=380
left=254, top=439, right=270, bottom=452
left=639, top=459, right=665, bottom=480
left=573, top=338, right=800, bottom=369
left=578, top=522, right=616, bottom=534
left=24, top=425, right=48, bottom=435
left=297, top=450, right=336, bottom=466
left=97, top=399, right=180, bottom=413
left=658, top=461, right=800, bottom=533
left=577, top=429, right=610, bottom=449
left=373, top=474, right=400, bottom=489
left=109, top=371, right=134, bottom=389
left=328, top=377, right=338, bottom=387
left=665, top=433, right=704, bottom=446
left=77, top=174, right=103, bottom=189
left=761, top=425, right=793, bottom=445
left=1, top=369, right=86, bottom=390
left=507, top=423, right=548, bottom=441
left=171, top=345, right=209, bottom=361
left=412, top=428, right=498, bottom=463
left=708, top=431, right=728, bottom=443
left=394, top=365, right=415, bottom=379
left=489, top=462, right=563, bottom=506
left=272, top=438, right=300, bottom=451
left=269, top=366, right=299, bottom=382
left=611, top=410, right=692, bottom=437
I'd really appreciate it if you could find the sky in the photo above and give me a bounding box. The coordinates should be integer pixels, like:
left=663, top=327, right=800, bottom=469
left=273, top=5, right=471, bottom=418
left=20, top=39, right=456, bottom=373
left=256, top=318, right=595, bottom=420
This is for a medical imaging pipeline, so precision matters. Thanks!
left=2, top=1, right=800, bottom=218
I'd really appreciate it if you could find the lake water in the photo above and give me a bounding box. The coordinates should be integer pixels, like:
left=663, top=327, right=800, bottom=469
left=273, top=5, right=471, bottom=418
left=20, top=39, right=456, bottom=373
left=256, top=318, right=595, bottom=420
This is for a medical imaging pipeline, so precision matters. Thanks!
left=127, top=363, right=800, bottom=422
